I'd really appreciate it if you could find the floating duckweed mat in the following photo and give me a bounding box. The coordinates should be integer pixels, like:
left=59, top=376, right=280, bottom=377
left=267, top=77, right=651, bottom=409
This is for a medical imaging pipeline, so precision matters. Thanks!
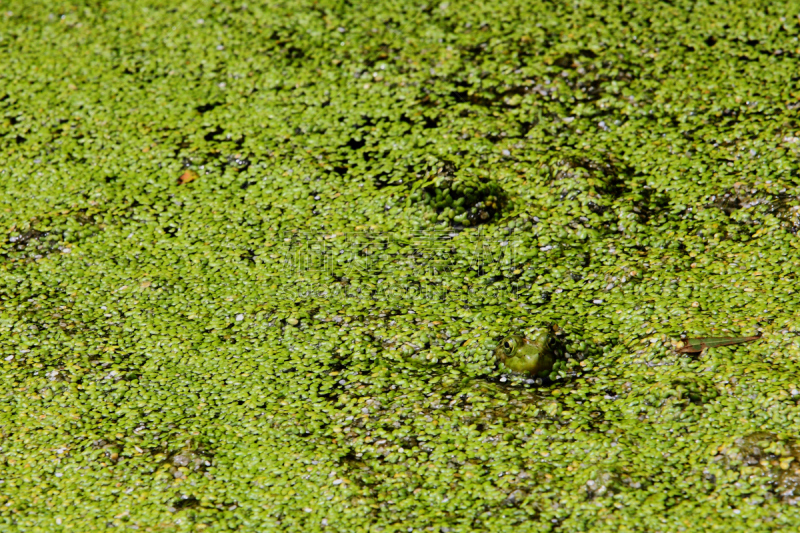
left=2, top=1, right=800, bottom=531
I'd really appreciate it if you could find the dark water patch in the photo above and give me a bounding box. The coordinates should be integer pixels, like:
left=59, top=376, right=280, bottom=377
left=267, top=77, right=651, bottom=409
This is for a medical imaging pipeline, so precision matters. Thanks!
left=338, top=450, right=381, bottom=489
left=661, top=374, right=719, bottom=407
left=195, top=102, right=223, bottom=114
left=347, top=137, right=366, bottom=151
left=91, top=439, right=123, bottom=464
left=224, top=153, right=252, bottom=172
left=553, top=54, right=636, bottom=102
left=584, top=469, right=624, bottom=500
left=178, top=149, right=254, bottom=182
left=448, top=80, right=534, bottom=110
left=203, top=126, right=225, bottom=142
left=172, top=496, right=200, bottom=510
left=166, top=445, right=213, bottom=478
left=548, top=156, right=625, bottom=200
left=167, top=495, right=239, bottom=516
left=408, top=161, right=507, bottom=226
left=717, top=432, right=800, bottom=504
left=630, top=186, right=672, bottom=225
left=2, top=209, right=104, bottom=265
left=708, top=187, right=800, bottom=235
left=282, top=45, right=305, bottom=60
left=6, top=227, right=49, bottom=251
left=708, top=188, right=754, bottom=215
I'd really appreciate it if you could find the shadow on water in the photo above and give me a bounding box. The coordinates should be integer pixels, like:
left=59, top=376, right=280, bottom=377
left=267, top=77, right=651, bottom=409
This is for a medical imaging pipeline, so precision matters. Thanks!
left=717, top=431, right=800, bottom=503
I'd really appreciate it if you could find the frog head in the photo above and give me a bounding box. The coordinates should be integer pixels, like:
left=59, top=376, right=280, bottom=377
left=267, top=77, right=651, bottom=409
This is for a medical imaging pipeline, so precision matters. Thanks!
left=495, top=329, right=555, bottom=375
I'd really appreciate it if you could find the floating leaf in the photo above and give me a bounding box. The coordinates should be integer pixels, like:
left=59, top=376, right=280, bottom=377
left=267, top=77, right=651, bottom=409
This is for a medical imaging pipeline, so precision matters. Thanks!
left=178, top=169, right=199, bottom=185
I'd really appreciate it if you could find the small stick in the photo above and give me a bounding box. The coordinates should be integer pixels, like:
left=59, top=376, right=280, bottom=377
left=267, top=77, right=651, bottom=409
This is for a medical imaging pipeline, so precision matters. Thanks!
left=675, top=335, right=762, bottom=354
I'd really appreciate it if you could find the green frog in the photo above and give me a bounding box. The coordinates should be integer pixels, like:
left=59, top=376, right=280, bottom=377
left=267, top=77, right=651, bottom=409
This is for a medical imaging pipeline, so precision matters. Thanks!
left=495, top=328, right=556, bottom=376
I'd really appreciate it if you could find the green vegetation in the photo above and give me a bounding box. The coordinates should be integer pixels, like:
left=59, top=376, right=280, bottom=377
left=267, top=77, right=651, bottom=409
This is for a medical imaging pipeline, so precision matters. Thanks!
left=2, top=0, right=800, bottom=531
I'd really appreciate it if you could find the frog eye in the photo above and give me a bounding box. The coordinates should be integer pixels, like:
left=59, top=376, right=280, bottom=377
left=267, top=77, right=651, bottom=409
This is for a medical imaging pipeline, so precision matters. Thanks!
left=503, top=338, right=516, bottom=352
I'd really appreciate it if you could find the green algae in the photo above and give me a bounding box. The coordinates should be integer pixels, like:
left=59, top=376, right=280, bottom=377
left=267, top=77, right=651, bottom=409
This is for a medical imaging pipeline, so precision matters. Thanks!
left=2, top=0, right=800, bottom=532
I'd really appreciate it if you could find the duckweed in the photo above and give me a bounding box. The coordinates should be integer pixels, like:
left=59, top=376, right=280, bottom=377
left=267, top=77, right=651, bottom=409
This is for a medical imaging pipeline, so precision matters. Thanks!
left=2, top=1, right=800, bottom=531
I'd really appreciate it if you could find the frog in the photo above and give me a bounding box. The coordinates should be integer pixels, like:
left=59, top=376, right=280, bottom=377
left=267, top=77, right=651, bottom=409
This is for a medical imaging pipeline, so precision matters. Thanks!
left=495, top=328, right=556, bottom=376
